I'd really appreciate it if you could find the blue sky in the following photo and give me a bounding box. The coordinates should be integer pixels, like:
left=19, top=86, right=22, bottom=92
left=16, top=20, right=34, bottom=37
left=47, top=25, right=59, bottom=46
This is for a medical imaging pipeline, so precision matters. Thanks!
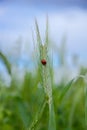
left=0, top=0, right=87, bottom=67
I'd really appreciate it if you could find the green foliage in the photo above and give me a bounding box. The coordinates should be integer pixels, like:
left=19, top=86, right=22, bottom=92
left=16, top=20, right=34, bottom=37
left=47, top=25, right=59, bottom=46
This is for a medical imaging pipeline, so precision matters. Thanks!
left=35, top=19, right=56, bottom=130
left=0, top=52, right=11, bottom=75
left=0, top=63, right=87, bottom=130
left=0, top=20, right=87, bottom=130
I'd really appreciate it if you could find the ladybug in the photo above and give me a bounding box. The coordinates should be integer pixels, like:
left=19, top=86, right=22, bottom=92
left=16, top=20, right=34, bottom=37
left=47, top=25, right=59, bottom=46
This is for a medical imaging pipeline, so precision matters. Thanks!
left=41, top=59, right=47, bottom=65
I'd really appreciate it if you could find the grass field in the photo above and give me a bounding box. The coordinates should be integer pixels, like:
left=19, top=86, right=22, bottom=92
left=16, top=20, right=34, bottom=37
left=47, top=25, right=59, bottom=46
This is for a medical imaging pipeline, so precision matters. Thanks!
left=0, top=20, right=87, bottom=130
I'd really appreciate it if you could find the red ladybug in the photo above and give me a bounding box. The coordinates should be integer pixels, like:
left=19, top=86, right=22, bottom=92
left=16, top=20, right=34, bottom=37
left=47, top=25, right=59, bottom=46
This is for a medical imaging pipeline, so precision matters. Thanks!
left=41, top=59, right=47, bottom=65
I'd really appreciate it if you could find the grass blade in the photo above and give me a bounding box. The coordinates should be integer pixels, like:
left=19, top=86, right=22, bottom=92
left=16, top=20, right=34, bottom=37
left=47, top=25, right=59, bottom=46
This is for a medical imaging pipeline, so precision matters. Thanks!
left=68, top=88, right=82, bottom=130
left=29, top=100, right=46, bottom=130
left=48, top=101, right=56, bottom=130
left=0, top=52, right=11, bottom=74
left=17, top=100, right=29, bottom=129
left=45, top=15, right=48, bottom=46
left=59, top=78, right=75, bottom=102
left=85, top=84, right=87, bottom=130
left=35, top=19, right=56, bottom=130
left=35, top=19, right=43, bottom=59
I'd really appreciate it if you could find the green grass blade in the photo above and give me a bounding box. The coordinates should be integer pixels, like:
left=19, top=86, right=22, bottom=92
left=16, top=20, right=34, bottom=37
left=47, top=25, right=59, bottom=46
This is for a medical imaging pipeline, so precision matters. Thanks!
left=29, top=100, right=46, bottom=130
left=45, top=16, right=48, bottom=46
left=48, top=102, right=56, bottom=130
left=35, top=19, right=56, bottom=130
left=59, top=78, right=75, bottom=102
left=16, top=100, right=29, bottom=129
left=85, top=84, right=87, bottom=130
left=0, top=52, right=11, bottom=74
left=68, top=88, right=82, bottom=130
left=35, top=19, right=43, bottom=58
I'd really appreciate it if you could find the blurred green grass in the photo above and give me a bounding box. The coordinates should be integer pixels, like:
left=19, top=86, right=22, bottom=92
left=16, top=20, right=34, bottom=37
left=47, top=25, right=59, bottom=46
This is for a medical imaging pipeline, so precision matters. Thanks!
left=0, top=54, right=86, bottom=130
left=0, top=21, right=87, bottom=129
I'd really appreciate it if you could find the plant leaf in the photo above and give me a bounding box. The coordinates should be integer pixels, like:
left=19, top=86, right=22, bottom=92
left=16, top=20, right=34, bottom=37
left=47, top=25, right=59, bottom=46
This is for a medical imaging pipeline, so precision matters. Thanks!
left=35, top=19, right=43, bottom=59
left=16, top=100, right=29, bottom=129
left=48, top=102, right=56, bottom=130
left=0, top=52, right=11, bottom=74
left=58, top=78, right=75, bottom=102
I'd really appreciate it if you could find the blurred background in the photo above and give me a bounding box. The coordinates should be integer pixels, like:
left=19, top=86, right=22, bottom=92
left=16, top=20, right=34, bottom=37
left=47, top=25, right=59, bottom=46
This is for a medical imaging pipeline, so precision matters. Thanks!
left=0, top=0, right=87, bottom=82
left=0, top=0, right=87, bottom=130
left=0, top=0, right=87, bottom=85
